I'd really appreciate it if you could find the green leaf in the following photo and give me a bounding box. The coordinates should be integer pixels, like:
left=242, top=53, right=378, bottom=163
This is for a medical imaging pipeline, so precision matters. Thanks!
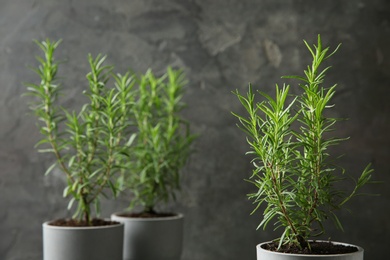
left=44, top=163, right=57, bottom=176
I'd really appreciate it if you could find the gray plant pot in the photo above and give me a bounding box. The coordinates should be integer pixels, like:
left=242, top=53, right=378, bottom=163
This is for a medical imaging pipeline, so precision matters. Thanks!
left=257, top=241, right=364, bottom=260
left=42, top=220, right=124, bottom=260
left=111, top=212, right=184, bottom=260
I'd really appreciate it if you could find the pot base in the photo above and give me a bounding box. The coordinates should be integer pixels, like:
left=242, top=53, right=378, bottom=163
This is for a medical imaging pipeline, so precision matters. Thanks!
left=43, top=221, right=124, bottom=260
left=112, top=212, right=183, bottom=260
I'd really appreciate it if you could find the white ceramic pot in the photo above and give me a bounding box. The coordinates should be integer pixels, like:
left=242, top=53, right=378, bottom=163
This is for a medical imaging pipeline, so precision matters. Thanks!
left=257, top=241, right=364, bottom=260
left=42, top=220, right=124, bottom=260
left=111, top=212, right=184, bottom=260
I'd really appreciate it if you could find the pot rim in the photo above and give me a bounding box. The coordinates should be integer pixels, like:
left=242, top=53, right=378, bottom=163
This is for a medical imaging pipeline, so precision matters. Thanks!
left=42, top=220, right=124, bottom=230
left=111, top=212, right=184, bottom=221
left=257, top=240, right=364, bottom=257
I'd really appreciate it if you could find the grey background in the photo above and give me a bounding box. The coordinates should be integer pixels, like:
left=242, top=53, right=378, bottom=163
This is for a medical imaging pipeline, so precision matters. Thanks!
left=1, top=0, right=389, bottom=259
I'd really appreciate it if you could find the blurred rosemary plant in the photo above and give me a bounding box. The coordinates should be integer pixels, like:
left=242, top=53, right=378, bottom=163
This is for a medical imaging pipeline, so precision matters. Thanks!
left=26, top=39, right=136, bottom=224
left=121, top=67, right=196, bottom=214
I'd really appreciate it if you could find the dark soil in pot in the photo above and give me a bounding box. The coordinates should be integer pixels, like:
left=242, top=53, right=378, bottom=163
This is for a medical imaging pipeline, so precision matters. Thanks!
left=262, top=241, right=359, bottom=255
left=117, top=212, right=176, bottom=218
left=48, top=218, right=120, bottom=227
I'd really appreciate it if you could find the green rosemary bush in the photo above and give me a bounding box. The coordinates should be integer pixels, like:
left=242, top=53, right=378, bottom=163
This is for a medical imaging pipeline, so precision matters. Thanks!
left=26, top=39, right=136, bottom=224
left=233, top=35, right=373, bottom=249
left=121, top=67, right=196, bottom=214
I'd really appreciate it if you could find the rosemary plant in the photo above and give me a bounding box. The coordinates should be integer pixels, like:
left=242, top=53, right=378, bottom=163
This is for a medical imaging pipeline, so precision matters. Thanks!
left=122, top=67, right=196, bottom=215
left=26, top=39, right=136, bottom=224
left=233, top=35, right=373, bottom=249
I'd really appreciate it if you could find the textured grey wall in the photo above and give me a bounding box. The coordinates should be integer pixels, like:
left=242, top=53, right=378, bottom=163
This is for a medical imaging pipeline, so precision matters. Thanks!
left=1, top=0, right=389, bottom=259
